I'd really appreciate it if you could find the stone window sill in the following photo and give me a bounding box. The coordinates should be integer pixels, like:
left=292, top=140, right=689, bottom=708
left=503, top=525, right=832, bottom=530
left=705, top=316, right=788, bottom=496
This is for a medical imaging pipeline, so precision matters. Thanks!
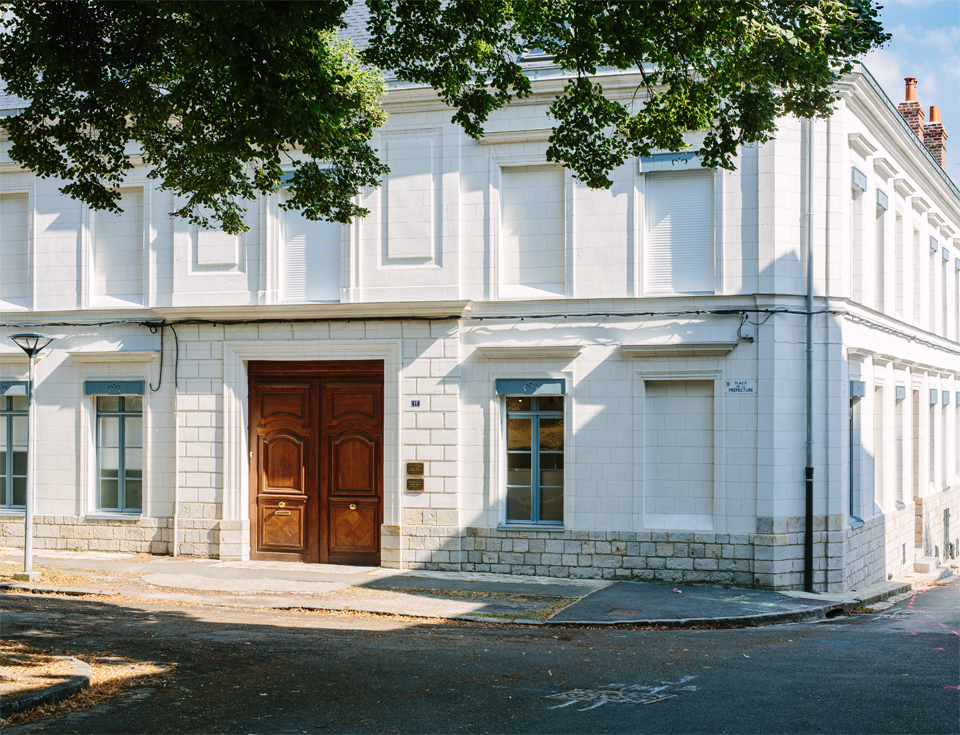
left=497, top=523, right=565, bottom=533
left=0, top=509, right=25, bottom=516
left=84, top=514, right=142, bottom=522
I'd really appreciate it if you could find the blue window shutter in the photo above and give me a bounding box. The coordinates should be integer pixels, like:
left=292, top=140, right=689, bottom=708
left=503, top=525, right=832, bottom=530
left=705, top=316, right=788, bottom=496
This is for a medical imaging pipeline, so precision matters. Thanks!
left=84, top=380, right=145, bottom=396
left=496, top=379, right=566, bottom=396
left=851, top=167, right=867, bottom=191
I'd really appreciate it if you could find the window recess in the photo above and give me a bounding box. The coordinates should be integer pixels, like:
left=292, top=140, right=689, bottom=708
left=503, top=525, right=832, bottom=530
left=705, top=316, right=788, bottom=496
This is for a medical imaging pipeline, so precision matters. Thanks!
left=279, top=185, right=340, bottom=303
left=504, top=395, right=564, bottom=526
left=644, top=169, right=715, bottom=294
left=0, top=391, right=29, bottom=509
left=86, top=379, right=145, bottom=515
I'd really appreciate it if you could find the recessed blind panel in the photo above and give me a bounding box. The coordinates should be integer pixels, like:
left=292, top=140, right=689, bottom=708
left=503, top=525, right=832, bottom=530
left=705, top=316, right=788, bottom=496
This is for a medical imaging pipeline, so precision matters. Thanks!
left=0, top=193, right=29, bottom=306
left=281, top=191, right=341, bottom=302
left=645, top=171, right=714, bottom=294
left=93, top=188, right=144, bottom=304
left=501, top=165, right=565, bottom=294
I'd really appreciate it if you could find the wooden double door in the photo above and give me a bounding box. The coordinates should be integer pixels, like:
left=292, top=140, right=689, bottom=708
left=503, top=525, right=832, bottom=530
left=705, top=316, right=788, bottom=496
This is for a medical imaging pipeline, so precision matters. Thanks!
left=248, top=361, right=384, bottom=565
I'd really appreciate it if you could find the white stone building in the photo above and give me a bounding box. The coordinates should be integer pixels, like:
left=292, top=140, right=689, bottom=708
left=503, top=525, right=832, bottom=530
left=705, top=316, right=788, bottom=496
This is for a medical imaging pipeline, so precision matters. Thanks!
left=1, top=60, right=958, bottom=592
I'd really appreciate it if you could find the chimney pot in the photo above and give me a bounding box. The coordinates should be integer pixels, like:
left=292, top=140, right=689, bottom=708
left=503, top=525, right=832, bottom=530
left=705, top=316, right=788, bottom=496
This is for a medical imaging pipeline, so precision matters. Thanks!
left=929, top=106, right=940, bottom=123
left=904, top=77, right=918, bottom=101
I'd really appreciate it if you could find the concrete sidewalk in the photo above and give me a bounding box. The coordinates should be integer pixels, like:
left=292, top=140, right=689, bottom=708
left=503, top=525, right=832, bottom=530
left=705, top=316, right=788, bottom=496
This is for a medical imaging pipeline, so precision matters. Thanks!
left=0, top=548, right=952, bottom=626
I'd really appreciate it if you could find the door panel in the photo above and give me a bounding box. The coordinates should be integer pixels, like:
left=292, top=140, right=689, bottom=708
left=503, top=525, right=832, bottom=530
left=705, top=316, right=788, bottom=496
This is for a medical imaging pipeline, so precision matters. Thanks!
left=258, top=497, right=308, bottom=555
left=329, top=500, right=379, bottom=556
left=330, top=390, right=379, bottom=421
left=331, top=434, right=377, bottom=495
left=260, top=433, right=305, bottom=493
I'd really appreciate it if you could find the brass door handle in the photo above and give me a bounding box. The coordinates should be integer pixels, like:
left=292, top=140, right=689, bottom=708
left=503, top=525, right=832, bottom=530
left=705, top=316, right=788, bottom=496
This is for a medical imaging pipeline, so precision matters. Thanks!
left=349, top=504, right=357, bottom=510
left=278, top=501, right=286, bottom=507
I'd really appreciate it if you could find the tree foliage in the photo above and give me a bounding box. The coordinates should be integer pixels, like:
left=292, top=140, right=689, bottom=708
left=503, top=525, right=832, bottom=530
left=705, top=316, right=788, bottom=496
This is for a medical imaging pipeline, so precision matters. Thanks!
left=0, top=1, right=888, bottom=234
left=367, top=0, right=889, bottom=187
left=0, top=1, right=386, bottom=234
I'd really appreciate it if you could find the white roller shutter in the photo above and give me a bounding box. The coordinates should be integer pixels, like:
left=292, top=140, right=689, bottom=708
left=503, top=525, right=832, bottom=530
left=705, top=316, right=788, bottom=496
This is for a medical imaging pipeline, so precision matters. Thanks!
left=645, top=170, right=714, bottom=294
left=281, top=191, right=341, bottom=302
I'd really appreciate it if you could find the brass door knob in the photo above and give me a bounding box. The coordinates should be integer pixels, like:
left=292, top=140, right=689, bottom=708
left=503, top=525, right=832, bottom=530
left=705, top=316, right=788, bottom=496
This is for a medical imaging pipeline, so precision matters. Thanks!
left=349, top=504, right=357, bottom=510
left=278, top=501, right=286, bottom=507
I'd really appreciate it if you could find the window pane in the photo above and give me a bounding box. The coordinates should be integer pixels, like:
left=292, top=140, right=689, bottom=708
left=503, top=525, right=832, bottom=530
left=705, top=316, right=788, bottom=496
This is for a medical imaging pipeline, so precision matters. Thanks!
left=540, top=458, right=564, bottom=487
left=506, top=485, right=532, bottom=522
left=100, top=479, right=119, bottom=510
left=125, top=417, right=142, bottom=449
left=12, top=416, right=27, bottom=445
left=12, top=476, right=25, bottom=506
left=124, top=479, right=142, bottom=511
left=12, top=450, right=26, bottom=476
left=100, top=417, right=120, bottom=447
left=125, top=448, right=142, bottom=473
left=98, top=396, right=120, bottom=412
left=10, top=396, right=28, bottom=411
left=507, top=418, right=531, bottom=451
left=100, top=448, right=119, bottom=477
left=0, top=419, right=5, bottom=445
left=506, top=397, right=531, bottom=412
left=539, top=418, right=564, bottom=451
left=125, top=396, right=143, bottom=412
left=538, top=396, right=564, bottom=412
left=507, top=452, right=531, bottom=487
left=0, top=475, right=5, bottom=505
left=539, top=485, right=563, bottom=522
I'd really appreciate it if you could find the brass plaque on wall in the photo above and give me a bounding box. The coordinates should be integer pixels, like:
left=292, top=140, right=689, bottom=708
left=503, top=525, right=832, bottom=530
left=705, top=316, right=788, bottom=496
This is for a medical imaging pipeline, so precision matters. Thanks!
left=406, top=478, right=425, bottom=491
left=406, top=462, right=424, bottom=475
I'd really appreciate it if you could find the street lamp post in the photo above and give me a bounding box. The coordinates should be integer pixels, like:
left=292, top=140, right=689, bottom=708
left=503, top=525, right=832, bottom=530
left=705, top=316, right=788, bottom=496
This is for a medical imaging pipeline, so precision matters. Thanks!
left=10, top=333, right=53, bottom=582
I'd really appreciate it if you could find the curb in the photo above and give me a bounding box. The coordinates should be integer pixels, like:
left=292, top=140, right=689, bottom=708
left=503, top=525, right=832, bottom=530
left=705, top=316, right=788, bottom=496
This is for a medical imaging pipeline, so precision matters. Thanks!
left=0, top=655, right=91, bottom=718
left=0, top=583, right=115, bottom=597
left=538, top=581, right=919, bottom=628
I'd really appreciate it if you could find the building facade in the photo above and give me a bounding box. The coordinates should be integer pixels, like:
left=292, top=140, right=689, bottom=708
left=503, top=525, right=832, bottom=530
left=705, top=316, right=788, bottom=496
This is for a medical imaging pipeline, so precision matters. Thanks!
left=1, top=63, right=958, bottom=592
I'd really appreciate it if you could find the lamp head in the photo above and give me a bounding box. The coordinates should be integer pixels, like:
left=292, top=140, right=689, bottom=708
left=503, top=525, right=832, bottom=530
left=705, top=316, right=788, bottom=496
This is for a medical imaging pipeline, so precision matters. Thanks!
left=10, top=333, right=54, bottom=358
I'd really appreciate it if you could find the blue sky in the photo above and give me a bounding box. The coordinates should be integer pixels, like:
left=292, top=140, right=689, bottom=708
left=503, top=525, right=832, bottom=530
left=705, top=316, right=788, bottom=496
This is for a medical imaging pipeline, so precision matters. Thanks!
left=861, top=0, right=960, bottom=183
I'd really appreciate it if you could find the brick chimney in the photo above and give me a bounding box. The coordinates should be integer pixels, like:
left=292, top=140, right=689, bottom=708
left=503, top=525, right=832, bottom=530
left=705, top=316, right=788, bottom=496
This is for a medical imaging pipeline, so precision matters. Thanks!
left=897, top=77, right=924, bottom=138
left=923, top=105, right=948, bottom=169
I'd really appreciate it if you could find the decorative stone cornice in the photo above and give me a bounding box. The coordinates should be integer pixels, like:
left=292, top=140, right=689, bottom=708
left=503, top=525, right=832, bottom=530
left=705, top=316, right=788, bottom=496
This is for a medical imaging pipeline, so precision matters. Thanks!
left=475, top=345, right=583, bottom=360
left=848, top=132, right=878, bottom=158
left=621, top=342, right=737, bottom=358
left=68, top=351, right=158, bottom=363
left=477, top=128, right=554, bottom=145
left=872, top=157, right=899, bottom=180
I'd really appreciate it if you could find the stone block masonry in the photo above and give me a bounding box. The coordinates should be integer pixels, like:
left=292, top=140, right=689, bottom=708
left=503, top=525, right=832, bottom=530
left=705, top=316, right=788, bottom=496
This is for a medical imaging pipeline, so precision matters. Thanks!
left=0, top=515, right=219, bottom=557
left=397, top=525, right=760, bottom=588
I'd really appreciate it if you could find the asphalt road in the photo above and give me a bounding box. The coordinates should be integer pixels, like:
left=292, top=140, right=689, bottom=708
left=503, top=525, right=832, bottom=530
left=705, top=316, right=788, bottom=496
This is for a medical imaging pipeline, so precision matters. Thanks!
left=3, top=579, right=958, bottom=735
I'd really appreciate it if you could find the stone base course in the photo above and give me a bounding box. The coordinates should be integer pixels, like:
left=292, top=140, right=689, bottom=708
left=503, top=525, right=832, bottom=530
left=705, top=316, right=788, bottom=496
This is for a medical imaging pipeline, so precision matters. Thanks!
left=0, top=515, right=219, bottom=557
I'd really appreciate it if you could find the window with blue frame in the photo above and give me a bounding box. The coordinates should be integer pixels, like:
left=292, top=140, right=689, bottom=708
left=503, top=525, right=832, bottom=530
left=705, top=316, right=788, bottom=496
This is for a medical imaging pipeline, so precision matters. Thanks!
left=505, top=395, right=564, bottom=524
left=0, top=395, right=28, bottom=509
left=96, top=396, right=143, bottom=512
